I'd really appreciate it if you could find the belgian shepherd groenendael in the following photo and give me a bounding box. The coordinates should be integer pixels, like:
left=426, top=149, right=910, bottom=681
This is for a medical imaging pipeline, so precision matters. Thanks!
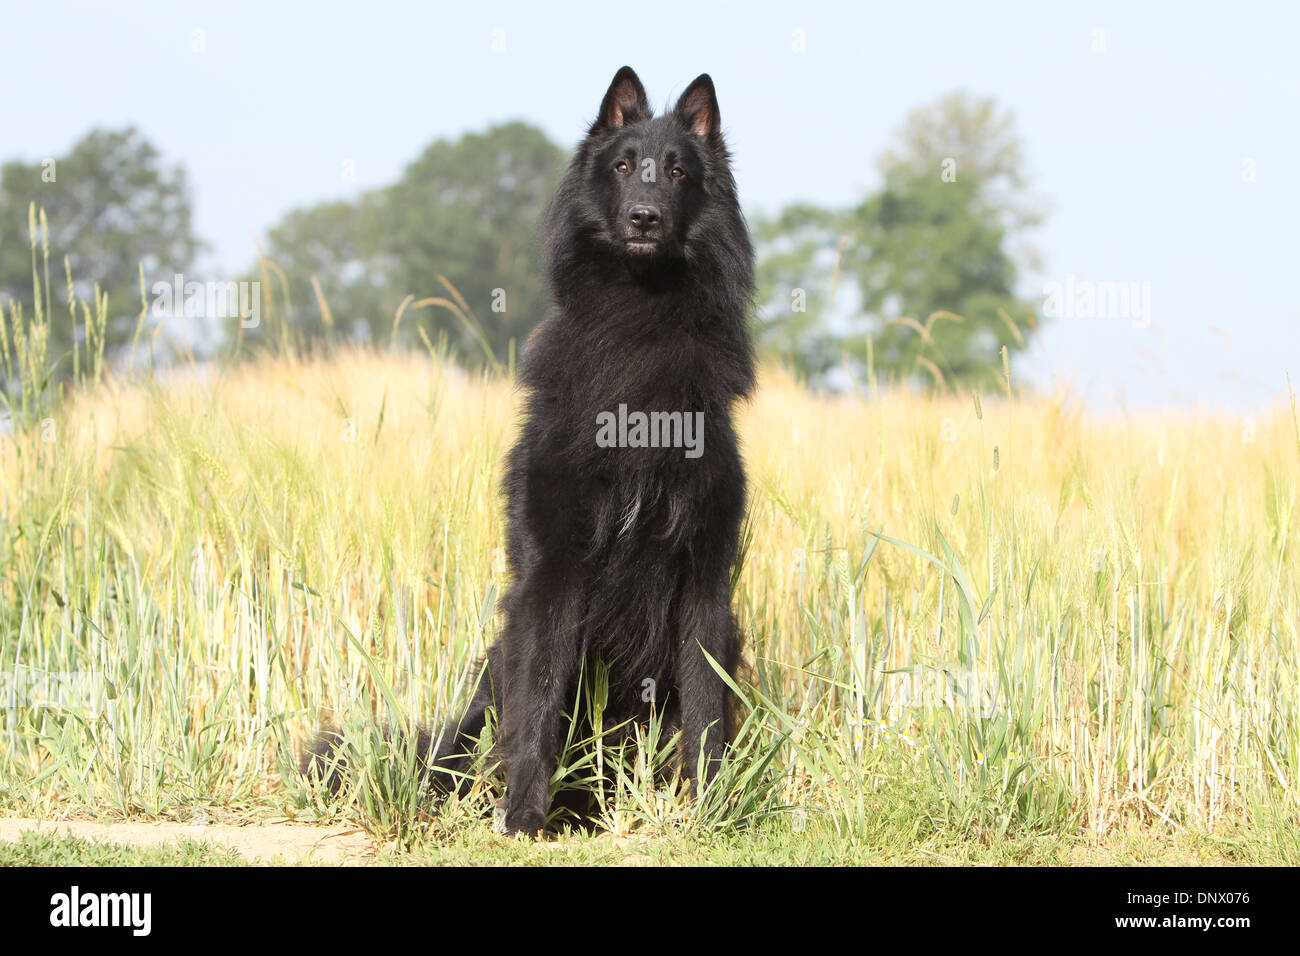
left=306, top=66, right=755, bottom=836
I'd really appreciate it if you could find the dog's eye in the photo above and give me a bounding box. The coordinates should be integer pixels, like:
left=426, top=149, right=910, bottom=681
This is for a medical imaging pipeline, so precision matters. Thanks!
left=615, top=160, right=630, bottom=174
left=670, top=166, right=686, bottom=179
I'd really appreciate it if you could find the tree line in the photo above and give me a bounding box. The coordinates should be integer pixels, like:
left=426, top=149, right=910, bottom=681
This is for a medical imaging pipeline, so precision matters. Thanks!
left=0, top=93, right=1045, bottom=390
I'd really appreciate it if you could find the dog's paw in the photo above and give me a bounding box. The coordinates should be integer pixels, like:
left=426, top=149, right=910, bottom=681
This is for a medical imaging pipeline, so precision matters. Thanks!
left=503, top=807, right=546, bottom=838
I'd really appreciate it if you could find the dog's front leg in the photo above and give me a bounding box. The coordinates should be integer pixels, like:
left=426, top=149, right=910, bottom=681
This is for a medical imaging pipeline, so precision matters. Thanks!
left=676, top=581, right=738, bottom=794
left=500, top=582, right=582, bottom=836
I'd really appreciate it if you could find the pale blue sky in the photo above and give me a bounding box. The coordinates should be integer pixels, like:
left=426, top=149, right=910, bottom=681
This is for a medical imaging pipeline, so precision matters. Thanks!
left=3, top=0, right=1297, bottom=411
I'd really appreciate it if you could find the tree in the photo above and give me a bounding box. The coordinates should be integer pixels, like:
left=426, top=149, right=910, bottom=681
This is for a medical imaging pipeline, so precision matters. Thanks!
left=0, top=127, right=202, bottom=365
left=877, top=90, right=1046, bottom=272
left=752, top=202, right=844, bottom=374
left=245, top=195, right=387, bottom=348
left=244, top=122, right=566, bottom=364
left=754, top=93, right=1044, bottom=389
left=843, top=168, right=1029, bottom=388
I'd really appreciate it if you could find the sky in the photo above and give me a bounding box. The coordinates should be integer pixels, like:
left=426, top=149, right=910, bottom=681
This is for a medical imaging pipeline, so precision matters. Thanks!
left=3, top=0, right=1298, bottom=412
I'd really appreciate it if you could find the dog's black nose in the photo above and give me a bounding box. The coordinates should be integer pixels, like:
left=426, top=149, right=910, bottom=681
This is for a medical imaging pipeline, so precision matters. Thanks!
left=628, top=204, right=661, bottom=230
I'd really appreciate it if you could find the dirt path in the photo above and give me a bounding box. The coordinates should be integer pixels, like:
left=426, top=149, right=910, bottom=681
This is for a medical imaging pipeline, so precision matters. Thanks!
left=0, top=817, right=373, bottom=864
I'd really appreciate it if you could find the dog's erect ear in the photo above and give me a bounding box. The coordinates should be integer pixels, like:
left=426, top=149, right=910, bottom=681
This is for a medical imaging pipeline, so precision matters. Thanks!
left=595, top=66, right=650, bottom=130
left=674, top=74, right=721, bottom=139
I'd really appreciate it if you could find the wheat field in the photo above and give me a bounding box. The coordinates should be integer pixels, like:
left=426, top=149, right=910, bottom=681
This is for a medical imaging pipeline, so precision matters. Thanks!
left=2, top=313, right=1298, bottom=861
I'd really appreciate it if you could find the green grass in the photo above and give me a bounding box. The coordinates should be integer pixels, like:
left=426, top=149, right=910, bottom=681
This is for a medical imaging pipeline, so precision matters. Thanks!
left=1, top=815, right=1263, bottom=866
left=0, top=831, right=246, bottom=866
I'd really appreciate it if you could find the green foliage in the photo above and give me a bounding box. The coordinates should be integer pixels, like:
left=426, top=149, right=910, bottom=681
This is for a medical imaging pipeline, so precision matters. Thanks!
left=844, top=168, right=1032, bottom=389
left=240, top=122, right=566, bottom=363
left=0, top=127, right=201, bottom=365
left=752, top=203, right=844, bottom=373
left=0, top=832, right=246, bottom=866
left=877, top=90, right=1046, bottom=241
left=755, top=92, right=1043, bottom=389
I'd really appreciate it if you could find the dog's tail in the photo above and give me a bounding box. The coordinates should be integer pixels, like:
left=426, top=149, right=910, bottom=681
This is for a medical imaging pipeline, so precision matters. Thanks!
left=297, top=721, right=479, bottom=798
left=300, top=652, right=501, bottom=798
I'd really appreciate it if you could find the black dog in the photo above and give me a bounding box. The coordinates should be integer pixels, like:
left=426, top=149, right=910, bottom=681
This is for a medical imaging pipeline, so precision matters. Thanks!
left=307, top=66, right=755, bottom=835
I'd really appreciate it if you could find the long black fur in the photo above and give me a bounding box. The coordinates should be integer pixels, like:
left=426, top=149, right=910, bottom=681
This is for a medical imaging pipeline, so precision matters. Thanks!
left=304, top=67, right=755, bottom=835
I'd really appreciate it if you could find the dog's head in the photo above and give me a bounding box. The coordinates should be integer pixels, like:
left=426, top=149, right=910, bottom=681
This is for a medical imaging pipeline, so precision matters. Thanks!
left=565, top=66, right=731, bottom=265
